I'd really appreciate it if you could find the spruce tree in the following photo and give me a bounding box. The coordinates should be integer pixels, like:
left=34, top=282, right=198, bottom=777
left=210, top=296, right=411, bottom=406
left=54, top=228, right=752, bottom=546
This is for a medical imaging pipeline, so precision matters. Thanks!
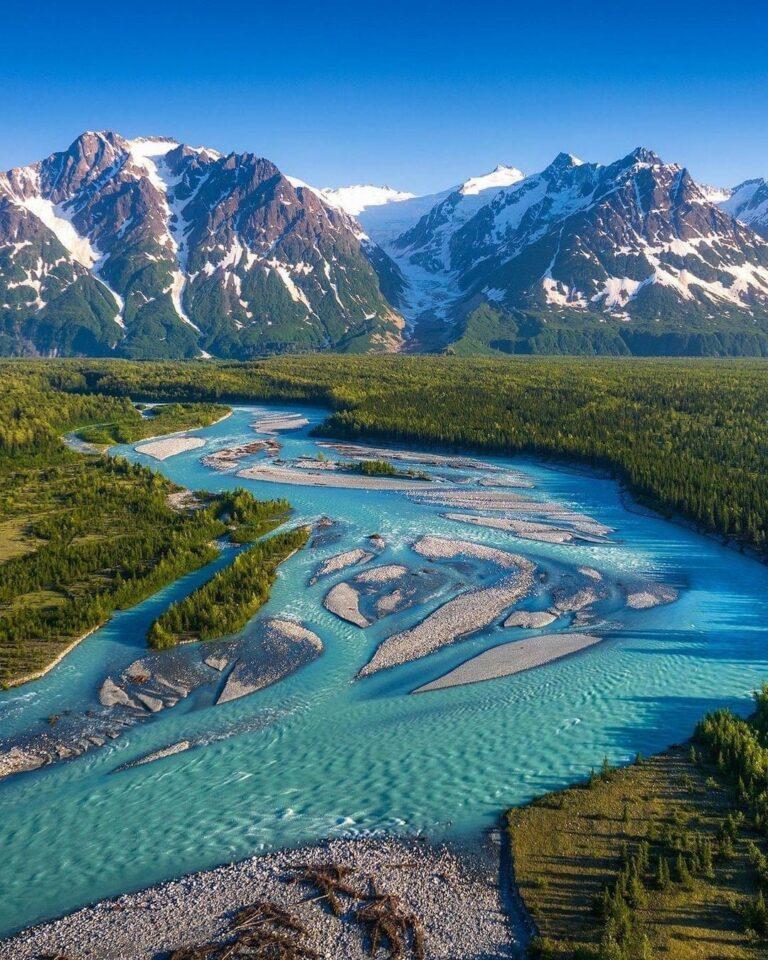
left=655, top=854, right=670, bottom=890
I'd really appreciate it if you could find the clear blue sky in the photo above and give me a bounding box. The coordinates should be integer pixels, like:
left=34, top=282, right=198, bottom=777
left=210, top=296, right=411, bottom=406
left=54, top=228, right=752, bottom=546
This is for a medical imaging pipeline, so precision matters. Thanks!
left=1, top=0, right=766, bottom=193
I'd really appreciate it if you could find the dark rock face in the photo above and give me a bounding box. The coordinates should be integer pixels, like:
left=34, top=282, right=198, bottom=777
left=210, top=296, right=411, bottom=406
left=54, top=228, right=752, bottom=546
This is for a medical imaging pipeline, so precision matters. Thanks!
left=0, top=131, right=403, bottom=358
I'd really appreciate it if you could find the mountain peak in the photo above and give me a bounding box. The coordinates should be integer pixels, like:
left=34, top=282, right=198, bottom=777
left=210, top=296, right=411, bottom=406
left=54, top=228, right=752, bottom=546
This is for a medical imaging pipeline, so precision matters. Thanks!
left=549, top=152, right=585, bottom=170
left=627, top=146, right=663, bottom=166
left=0, top=131, right=404, bottom=359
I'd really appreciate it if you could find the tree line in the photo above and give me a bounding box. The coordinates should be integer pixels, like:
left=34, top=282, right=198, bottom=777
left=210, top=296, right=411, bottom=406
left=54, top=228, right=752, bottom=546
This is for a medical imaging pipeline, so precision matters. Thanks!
left=22, top=354, right=768, bottom=553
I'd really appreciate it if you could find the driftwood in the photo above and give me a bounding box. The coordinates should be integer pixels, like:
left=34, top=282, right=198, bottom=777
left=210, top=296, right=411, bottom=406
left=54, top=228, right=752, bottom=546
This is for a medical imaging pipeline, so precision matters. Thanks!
left=289, top=864, right=365, bottom=916
left=167, top=900, right=320, bottom=960
left=289, top=862, right=426, bottom=959
left=357, top=880, right=426, bottom=960
left=231, top=901, right=307, bottom=935
left=162, top=861, right=427, bottom=960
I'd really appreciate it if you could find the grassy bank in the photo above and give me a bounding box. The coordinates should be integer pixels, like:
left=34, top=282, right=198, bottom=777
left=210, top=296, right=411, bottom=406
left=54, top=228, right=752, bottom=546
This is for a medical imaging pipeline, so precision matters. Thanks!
left=507, top=693, right=768, bottom=958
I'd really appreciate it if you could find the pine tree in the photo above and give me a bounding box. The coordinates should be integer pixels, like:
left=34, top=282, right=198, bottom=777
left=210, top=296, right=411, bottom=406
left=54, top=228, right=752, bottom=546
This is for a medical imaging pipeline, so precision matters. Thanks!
left=674, top=853, right=693, bottom=888
left=699, top=837, right=715, bottom=880
left=655, top=855, right=670, bottom=890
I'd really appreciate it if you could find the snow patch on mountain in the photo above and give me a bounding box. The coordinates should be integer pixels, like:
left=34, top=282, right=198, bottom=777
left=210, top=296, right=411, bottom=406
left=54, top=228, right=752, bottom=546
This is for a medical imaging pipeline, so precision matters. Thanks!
left=592, top=277, right=643, bottom=308
left=699, top=183, right=731, bottom=204
left=721, top=179, right=768, bottom=234
left=20, top=195, right=97, bottom=268
left=459, top=164, right=525, bottom=196
left=18, top=191, right=125, bottom=328
left=126, top=139, right=202, bottom=331
left=319, top=184, right=416, bottom=216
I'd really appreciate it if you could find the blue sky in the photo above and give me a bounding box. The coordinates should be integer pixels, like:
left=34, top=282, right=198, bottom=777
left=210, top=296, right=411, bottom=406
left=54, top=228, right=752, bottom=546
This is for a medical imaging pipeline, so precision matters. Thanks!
left=1, top=0, right=766, bottom=193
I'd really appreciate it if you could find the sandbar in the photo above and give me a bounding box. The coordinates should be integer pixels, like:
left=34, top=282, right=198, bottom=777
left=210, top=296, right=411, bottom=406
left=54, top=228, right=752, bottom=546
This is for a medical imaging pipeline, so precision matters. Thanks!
left=135, top=436, right=206, bottom=460
left=310, top=548, right=374, bottom=583
left=216, top=619, right=323, bottom=704
left=253, top=413, right=309, bottom=433
left=323, top=582, right=370, bottom=627
left=415, top=632, right=601, bottom=693
left=504, top=611, right=559, bottom=629
left=237, top=462, right=433, bottom=490
left=626, top=585, right=678, bottom=609
left=444, top=512, right=575, bottom=543
left=201, top=439, right=279, bottom=470
left=318, top=440, right=527, bottom=478
left=359, top=536, right=534, bottom=676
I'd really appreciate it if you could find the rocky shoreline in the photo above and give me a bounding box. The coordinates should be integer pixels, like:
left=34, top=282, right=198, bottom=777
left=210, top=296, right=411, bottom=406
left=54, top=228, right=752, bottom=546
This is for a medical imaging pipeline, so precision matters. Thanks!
left=0, top=836, right=519, bottom=960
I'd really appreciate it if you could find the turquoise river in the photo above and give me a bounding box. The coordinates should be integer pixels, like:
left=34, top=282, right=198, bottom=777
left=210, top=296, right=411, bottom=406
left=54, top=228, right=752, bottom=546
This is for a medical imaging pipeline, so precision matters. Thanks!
left=1, top=403, right=767, bottom=936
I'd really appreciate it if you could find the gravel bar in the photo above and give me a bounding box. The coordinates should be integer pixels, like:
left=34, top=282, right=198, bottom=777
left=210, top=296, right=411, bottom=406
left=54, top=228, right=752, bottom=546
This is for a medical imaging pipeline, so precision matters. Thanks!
left=0, top=836, right=517, bottom=960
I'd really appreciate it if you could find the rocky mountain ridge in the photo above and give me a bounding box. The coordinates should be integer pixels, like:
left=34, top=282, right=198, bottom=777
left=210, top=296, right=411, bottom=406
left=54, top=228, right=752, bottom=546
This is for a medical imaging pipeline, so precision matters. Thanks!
left=0, top=131, right=403, bottom=358
left=2, top=132, right=768, bottom=357
left=359, top=149, right=768, bottom=355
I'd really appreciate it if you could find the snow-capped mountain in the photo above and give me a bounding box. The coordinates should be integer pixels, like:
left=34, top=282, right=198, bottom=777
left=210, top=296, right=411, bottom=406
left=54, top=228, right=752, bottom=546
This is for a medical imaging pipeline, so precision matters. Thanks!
left=720, top=179, right=768, bottom=238
left=364, top=150, right=768, bottom=354
left=360, top=163, right=527, bottom=327
left=2, top=132, right=768, bottom=358
left=0, top=131, right=403, bottom=358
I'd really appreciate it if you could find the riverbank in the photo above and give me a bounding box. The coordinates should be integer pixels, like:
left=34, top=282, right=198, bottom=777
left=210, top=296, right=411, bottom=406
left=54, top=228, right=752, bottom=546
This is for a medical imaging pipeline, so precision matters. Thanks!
left=130, top=409, right=234, bottom=460
left=507, top=743, right=764, bottom=958
left=2, top=623, right=103, bottom=692
left=0, top=836, right=516, bottom=960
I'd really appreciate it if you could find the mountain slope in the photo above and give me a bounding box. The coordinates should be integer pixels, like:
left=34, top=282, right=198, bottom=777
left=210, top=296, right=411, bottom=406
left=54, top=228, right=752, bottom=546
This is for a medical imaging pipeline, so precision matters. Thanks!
left=721, top=178, right=768, bottom=238
left=3, top=133, right=768, bottom=359
left=365, top=150, right=768, bottom=355
left=0, top=132, right=404, bottom=358
left=360, top=164, right=525, bottom=333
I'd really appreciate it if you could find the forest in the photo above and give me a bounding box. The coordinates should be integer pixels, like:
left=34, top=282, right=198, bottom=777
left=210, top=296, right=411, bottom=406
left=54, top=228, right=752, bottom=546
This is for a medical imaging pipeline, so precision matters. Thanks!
left=19, top=354, right=768, bottom=554
left=73, top=401, right=228, bottom=445
left=2, top=353, right=768, bottom=683
left=0, top=365, right=292, bottom=685
left=147, top=524, right=309, bottom=648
